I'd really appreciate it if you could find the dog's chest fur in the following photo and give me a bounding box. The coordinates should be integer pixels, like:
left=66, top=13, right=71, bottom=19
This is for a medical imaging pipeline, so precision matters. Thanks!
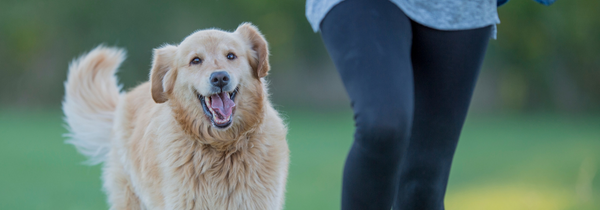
left=157, top=136, right=285, bottom=210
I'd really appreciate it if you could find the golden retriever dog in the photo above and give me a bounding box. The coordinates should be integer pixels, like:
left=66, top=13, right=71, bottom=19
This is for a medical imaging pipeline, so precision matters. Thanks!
left=63, top=23, right=289, bottom=210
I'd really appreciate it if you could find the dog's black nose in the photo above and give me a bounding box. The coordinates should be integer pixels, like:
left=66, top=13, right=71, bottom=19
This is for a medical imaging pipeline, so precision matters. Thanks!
left=210, top=71, right=230, bottom=89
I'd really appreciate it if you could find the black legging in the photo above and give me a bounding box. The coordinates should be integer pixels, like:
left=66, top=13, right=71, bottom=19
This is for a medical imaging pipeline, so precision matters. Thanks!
left=320, top=0, right=492, bottom=209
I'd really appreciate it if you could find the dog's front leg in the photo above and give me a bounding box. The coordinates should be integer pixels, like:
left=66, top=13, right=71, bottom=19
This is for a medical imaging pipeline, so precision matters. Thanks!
left=162, top=181, right=200, bottom=210
left=103, top=159, right=143, bottom=210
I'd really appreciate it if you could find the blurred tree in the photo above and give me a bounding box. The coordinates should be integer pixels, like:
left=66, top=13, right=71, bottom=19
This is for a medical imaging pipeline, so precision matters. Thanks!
left=489, top=0, right=600, bottom=112
left=0, top=0, right=598, bottom=113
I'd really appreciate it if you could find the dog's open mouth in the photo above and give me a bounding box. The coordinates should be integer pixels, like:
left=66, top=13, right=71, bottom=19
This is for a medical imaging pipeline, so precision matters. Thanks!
left=198, top=87, right=238, bottom=128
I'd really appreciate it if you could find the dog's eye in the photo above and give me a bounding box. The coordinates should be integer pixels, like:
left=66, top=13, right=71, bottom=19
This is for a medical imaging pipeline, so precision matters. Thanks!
left=190, top=57, right=202, bottom=65
left=226, top=53, right=237, bottom=60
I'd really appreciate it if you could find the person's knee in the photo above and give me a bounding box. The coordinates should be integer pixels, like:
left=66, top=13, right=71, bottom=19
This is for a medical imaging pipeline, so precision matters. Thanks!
left=395, top=179, right=445, bottom=209
left=353, top=107, right=413, bottom=155
left=399, top=163, right=450, bottom=193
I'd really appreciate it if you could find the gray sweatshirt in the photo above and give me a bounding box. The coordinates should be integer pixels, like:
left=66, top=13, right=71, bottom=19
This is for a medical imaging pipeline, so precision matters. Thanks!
left=306, top=0, right=501, bottom=38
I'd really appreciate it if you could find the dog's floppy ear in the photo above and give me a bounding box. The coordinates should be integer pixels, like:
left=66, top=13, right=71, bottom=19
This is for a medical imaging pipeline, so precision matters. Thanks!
left=235, top=23, right=270, bottom=78
left=150, top=44, right=178, bottom=103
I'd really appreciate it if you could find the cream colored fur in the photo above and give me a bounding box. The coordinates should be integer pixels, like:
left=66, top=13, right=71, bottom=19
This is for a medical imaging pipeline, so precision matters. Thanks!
left=63, top=23, right=289, bottom=210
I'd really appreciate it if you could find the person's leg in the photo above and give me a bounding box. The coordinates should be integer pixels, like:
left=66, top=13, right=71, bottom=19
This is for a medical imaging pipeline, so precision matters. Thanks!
left=393, top=23, right=492, bottom=210
left=320, top=0, right=414, bottom=209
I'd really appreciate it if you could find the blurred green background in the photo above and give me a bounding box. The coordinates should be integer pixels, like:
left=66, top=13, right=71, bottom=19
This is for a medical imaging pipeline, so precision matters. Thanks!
left=0, top=0, right=598, bottom=209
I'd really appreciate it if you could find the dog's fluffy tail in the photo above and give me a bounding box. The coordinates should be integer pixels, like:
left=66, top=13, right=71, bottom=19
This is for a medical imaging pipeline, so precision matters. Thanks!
left=63, top=46, right=125, bottom=165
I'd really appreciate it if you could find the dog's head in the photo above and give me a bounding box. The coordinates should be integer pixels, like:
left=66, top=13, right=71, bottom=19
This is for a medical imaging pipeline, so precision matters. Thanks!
left=149, top=23, right=269, bottom=141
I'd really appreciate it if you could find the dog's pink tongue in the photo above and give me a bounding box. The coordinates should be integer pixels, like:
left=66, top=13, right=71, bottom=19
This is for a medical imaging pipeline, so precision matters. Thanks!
left=210, top=92, right=235, bottom=120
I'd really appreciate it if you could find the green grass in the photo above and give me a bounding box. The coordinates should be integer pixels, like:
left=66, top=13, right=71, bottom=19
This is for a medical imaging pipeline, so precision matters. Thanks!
left=1, top=108, right=599, bottom=209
